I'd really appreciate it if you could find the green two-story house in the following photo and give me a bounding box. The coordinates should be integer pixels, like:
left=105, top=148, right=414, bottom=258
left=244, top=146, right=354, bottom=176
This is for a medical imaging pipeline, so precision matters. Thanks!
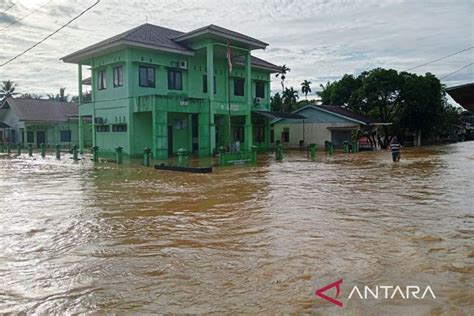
left=61, top=23, right=281, bottom=159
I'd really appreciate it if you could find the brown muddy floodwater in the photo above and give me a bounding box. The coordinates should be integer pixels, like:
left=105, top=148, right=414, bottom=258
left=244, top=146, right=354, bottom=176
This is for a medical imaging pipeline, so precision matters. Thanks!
left=0, top=143, right=473, bottom=315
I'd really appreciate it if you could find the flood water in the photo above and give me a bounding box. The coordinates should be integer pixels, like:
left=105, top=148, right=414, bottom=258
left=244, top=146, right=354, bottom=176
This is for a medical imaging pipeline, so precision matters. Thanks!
left=0, top=143, right=473, bottom=315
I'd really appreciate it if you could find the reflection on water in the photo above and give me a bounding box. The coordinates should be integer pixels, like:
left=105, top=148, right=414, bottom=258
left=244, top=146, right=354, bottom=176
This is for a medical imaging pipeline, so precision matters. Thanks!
left=0, top=143, right=473, bottom=314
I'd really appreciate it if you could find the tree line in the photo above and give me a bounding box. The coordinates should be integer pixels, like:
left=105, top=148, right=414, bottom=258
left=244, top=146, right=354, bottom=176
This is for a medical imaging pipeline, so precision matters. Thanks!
left=271, top=67, right=462, bottom=147
left=0, top=80, right=79, bottom=103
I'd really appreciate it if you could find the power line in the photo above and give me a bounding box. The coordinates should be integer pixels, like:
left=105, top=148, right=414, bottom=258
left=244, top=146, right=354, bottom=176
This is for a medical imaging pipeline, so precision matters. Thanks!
left=1, top=1, right=17, bottom=14
left=440, top=62, right=474, bottom=80
left=0, top=0, right=100, bottom=67
left=404, top=46, right=474, bottom=71
left=0, top=0, right=54, bottom=31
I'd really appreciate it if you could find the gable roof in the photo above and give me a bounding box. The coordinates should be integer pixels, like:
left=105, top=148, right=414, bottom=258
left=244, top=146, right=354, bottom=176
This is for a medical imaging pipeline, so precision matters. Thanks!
left=234, top=55, right=281, bottom=73
left=61, top=24, right=278, bottom=72
left=173, top=24, right=268, bottom=49
left=311, top=105, right=384, bottom=125
left=273, top=104, right=388, bottom=125
left=62, top=24, right=194, bottom=63
left=1, top=98, right=78, bottom=123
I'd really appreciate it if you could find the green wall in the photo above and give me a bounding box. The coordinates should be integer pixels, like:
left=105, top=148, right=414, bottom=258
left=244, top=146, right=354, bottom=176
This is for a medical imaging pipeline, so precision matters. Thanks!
left=78, top=40, right=274, bottom=159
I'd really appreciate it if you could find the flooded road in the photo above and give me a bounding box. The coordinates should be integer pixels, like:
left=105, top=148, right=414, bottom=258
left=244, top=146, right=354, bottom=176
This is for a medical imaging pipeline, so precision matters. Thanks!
left=0, top=143, right=473, bottom=315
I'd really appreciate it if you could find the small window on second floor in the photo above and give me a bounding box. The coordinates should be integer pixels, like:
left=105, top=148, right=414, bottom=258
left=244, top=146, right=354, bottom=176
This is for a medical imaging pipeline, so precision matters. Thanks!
left=234, top=78, right=245, bottom=96
left=168, top=69, right=182, bottom=90
left=97, top=70, right=106, bottom=90
left=139, top=66, right=155, bottom=88
left=256, top=81, right=265, bottom=98
left=202, top=75, right=216, bottom=94
left=113, top=66, right=123, bottom=87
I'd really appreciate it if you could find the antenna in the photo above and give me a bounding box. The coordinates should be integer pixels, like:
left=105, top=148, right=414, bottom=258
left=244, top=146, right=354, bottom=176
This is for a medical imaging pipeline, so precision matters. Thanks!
left=146, top=15, right=148, bottom=23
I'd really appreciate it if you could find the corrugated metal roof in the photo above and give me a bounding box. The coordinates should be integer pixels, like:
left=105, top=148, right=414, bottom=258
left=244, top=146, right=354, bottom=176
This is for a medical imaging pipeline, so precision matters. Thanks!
left=253, top=110, right=306, bottom=120
left=313, top=105, right=384, bottom=124
left=446, top=83, right=474, bottom=112
left=273, top=105, right=387, bottom=125
left=2, top=98, right=78, bottom=122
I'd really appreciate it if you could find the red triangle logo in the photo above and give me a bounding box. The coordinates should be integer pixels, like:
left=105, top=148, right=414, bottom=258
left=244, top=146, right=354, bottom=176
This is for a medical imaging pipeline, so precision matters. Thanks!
left=315, top=279, right=344, bottom=307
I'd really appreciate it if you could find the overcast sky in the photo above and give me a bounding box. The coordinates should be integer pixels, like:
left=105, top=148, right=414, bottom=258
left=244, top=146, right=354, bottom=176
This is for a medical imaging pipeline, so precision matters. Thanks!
left=0, top=0, right=473, bottom=101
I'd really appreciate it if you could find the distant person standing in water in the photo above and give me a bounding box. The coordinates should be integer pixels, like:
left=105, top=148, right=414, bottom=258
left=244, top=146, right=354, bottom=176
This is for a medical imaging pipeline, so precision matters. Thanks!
left=389, top=137, right=402, bottom=162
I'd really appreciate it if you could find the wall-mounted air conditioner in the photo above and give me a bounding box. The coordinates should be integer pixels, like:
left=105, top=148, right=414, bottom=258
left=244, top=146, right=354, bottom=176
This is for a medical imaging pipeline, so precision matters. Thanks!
left=178, top=60, right=188, bottom=69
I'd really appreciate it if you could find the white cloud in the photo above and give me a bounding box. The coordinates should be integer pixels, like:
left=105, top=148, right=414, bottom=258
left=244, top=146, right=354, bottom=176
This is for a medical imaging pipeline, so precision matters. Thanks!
left=0, top=0, right=472, bottom=99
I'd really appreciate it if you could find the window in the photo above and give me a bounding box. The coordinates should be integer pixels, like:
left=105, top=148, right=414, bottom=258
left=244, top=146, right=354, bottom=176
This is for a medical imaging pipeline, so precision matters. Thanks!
left=97, top=70, right=106, bottom=90
left=113, top=66, right=123, bottom=87
left=282, top=127, right=289, bottom=143
left=60, top=130, right=71, bottom=142
left=256, top=81, right=265, bottom=98
left=27, top=131, right=34, bottom=143
left=202, top=75, right=216, bottom=94
left=96, top=125, right=110, bottom=132
left=168, top=69, right=182, bottom=90
left=139, top=66, right=155, bottom=87
left=112, top=124, right=127, bottom=132
left=234, top=78, right=245, bottom=96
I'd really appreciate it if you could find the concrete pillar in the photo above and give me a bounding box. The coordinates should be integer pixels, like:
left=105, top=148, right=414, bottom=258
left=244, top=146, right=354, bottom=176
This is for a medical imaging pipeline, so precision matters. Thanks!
left=244, top=51, right=252, bottom=151
left=198, top=112, right=210, bottom=157
left=78, top=64, right=82, bottom=105
left=78, top=116, right=84, bottom=154
left=207, top=43, right=216, bottom=154
left=152, top=109, right=168, bottom=160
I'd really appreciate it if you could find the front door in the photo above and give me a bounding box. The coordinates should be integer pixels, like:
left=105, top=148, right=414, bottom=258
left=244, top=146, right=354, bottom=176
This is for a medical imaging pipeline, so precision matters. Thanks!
left=167, top=126, right=173, bottom=157
left=36, top=131, right=46, bottom=147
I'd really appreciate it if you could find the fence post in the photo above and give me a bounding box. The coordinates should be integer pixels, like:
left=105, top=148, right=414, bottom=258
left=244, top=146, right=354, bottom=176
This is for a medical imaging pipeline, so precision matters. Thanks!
left=276, top=144, right=283, bottom=161
left=217, top=146, right=225, bottom=166
left=309, top=143, right=316, bottom=159
left=40, top=143, right=45, bottom=158
left=176, top=148, right=187, bottom=167
left=143, top=147, right=151, bottom=167
left=251, top=145, right=258, bottom=165
left=17, top=143, right=21, bottom=156
left=55, top=144, right=61, bottom=159
left=115, top=146, right=123, bottom=164
left=92, top=146, right=99, bottom=162
left=28, top=143, right=33, bottom=157
left=72, top=145, right=79, bottom=161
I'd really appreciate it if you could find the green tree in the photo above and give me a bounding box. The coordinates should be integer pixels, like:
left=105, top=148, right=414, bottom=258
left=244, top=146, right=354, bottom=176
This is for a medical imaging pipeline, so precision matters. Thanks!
left=20, top=93, right=42, bottom=99
left=276, top=64, right=290, bottom=91
left=48, top=87, right=69, bottom=102
left=282, top=87, right=299, bottom=112
left=318, top=68, right=458, bottom=147
left=270, top=92, right=283, bottom=111
left=301, top=80, right=312, bottom=100
left=0, top=80, right=18, bottom=101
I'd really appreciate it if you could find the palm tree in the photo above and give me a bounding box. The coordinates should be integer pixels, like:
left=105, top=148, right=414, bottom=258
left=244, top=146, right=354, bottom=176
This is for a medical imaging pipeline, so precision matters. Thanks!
left=48, top=87, right=69, bottom=102
left=276, top=64, right=290, bottom=91
left=301, top=80, right=312, bottom=100
left=0, top=80, right=18, bottom=101
left=282, top=87, right=299, bottom=112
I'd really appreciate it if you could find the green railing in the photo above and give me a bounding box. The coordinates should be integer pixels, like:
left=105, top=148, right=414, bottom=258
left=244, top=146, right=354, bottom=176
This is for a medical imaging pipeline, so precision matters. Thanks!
left=218, top=146, right=257, bottom=166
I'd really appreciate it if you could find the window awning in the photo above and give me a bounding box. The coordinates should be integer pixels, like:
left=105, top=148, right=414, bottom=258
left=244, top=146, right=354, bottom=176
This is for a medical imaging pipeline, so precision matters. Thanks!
left=252, top=110, right=306, bottom=120
left=0, top=122, right=11, bottom=128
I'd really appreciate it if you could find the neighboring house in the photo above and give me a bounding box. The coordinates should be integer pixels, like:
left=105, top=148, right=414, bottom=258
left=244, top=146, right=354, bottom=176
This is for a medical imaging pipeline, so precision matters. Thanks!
left=446, top=82, right=474, bottom=113
left=0, top=98, right=83, bottom=147
left=272, top=105, right=389, bottom=149
left=62, top=23, right=283, bottom=159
